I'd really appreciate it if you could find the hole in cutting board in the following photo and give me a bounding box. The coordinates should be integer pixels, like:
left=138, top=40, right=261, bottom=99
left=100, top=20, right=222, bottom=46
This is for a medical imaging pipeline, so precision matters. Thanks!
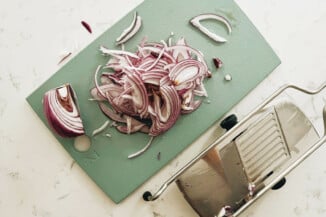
left=74, top=135, right=91, bottom=152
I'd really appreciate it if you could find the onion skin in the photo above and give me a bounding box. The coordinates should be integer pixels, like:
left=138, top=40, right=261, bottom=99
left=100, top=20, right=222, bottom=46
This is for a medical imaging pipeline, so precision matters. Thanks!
left=43, top=84, right=85, bottom=137
left=213, top=57, right=223, bottom=69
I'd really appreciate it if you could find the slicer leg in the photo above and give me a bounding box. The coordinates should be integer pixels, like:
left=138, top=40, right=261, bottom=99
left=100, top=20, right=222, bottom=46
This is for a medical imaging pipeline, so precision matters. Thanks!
left=142, top=191, right=152, bottom=201
left=220, top=114, right=238, bottom=131
left=271, top=177, right=286, bottom=190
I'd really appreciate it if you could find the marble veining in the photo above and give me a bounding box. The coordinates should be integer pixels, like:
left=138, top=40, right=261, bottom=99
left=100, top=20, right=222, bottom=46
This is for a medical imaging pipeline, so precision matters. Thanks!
left=57, top=193, right=70, bottom=200
left=7, top=171, right=21, bottom=180
left=0, top=129, right=13, bottom=144
left=0, top=98, right=7, bottom=117
left=8, top=72, right=21, bottom=91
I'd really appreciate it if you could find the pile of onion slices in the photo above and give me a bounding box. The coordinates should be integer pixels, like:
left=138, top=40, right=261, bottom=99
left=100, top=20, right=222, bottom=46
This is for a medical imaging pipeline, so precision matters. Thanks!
left=92, top=38, right=212, bottom=137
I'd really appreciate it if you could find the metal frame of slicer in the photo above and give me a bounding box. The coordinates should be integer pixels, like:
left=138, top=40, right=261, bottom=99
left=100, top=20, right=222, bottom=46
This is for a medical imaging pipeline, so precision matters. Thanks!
left=143, top=83, right=326, bottom=217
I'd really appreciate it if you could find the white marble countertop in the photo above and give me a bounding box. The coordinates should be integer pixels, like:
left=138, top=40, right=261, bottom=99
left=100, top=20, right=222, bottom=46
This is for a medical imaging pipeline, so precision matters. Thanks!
left=1, top=0, right=326, bottom=216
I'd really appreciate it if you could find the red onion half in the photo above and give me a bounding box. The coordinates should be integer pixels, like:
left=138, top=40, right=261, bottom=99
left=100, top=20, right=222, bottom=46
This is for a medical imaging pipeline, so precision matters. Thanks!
left=43, top=84, right=85, bottom=137
left=92, top=38, right=212, bottom=136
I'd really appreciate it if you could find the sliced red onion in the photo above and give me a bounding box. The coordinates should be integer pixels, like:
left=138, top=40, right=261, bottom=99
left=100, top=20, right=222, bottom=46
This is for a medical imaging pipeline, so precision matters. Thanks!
left=100, top=46, right=139, bottom=59
left=172, top=37, right=191, bottom=61
left=43, top=84, right=84, bottom=137
left=99, top=102, right=148, bottom=134
left=116, top=12, right=142, bottom=45
left=181, top=99, right=202, bottom=114
left=144, top=46, right=165, bottom=71
left=213, top=57, right=223, bottom=69
left=81, top=21, right=92, bottom=34
left=98, top=102, right=126, bottom=123
left=124, top=70, right=149, bottom=117
left=94, top=65, right=106, bottom=98
left=116, top=117, right=148, bottom=134
left=169, top=59, right=206, bottom=89
left=167, top=45, right=208, bottom=71
left=58, top=52, right=72, bottom=65
left=128, top=136, right=155, bottom=159
left=180, top=90, right=202, bottom=114
left=193, top=82, right=208, bottom=97
left=190, top=13, right=232, bottom=43
left=92, top=37, right=218, bottom=157
left=92, top=120, right=110, bottom=136
left=141, top=71, right=166, bottom=85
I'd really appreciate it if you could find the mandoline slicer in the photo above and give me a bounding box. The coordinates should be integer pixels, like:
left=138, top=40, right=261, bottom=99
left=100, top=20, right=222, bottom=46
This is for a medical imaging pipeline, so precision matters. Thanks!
left=143, top=83, right=326, bottom=217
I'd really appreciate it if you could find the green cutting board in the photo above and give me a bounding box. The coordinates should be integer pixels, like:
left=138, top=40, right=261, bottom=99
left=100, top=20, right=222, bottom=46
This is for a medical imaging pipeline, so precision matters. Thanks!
left=27, top=0, right=280, bottom=203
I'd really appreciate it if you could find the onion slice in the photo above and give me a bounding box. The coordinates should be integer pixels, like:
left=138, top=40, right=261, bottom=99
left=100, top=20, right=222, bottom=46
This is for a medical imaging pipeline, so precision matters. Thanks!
left=43, top=84, right=85, bottom=137
left=128, top=136, right=155, bottom=159
left=93, top=37, right=216, bottom=158
left=116, top=12, right=142, bottom=45
left=190, top=13, right=232, bottom=43
left=148, top=85, right=181, bottom=136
